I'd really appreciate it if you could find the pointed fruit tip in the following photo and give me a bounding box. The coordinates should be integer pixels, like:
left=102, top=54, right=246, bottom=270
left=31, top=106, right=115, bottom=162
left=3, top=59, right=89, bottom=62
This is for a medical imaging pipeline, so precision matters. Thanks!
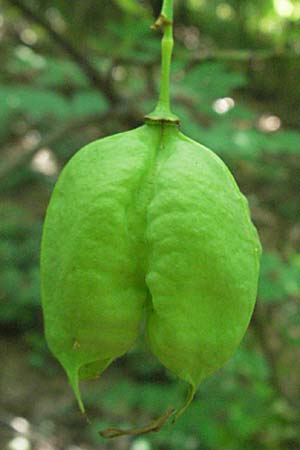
left=172, top=384, right=195, bottom=424
left=67, top=367, right=86, bottom=414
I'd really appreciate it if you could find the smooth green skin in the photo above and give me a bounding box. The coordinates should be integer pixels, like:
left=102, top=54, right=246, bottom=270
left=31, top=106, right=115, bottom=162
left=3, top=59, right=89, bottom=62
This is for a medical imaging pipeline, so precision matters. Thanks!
left=41, top=122, right=261, bottom=415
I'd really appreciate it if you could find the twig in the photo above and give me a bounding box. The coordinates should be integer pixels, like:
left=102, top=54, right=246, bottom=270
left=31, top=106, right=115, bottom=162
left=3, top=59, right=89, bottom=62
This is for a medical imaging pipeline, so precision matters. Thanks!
left=252, top=303, right=290, bottom=403
left=185, top=48, right=293, bottom=71
left=113, top=47, right=295, bottom=68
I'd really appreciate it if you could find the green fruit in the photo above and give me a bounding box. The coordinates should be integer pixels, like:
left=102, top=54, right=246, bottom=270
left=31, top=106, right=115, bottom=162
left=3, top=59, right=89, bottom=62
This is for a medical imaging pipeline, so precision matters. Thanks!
left=41, top=122, right=261, bottom=416
left=41, top=0, right=261, bottom=434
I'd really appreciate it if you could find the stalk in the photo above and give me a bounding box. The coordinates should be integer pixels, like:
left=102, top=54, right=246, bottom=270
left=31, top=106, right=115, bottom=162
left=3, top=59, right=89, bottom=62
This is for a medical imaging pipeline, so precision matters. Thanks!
left=145, top=0, right=180, bottom=124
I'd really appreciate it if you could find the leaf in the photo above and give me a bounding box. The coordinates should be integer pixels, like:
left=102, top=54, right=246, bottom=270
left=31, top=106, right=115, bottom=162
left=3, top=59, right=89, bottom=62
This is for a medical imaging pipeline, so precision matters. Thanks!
left=113, top=0, right=146, bottom=15
left=0, top=85, right=70, bottom=120
left=36, top=56, right=88, bottom=88
left=258, top=252, right=300, bottom=303
left=70, top=90, right=109, bottom=117
left=175, top=62, right=247, bottom=112
left=8, top=46, right=46, bottom=74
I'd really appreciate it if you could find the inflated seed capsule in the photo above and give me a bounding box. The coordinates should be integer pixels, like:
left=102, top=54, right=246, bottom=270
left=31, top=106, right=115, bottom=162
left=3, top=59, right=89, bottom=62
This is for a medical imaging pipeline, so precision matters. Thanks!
left=41, top=0, right=261, bottom=436
left=41, top=122, right=261, bottom=419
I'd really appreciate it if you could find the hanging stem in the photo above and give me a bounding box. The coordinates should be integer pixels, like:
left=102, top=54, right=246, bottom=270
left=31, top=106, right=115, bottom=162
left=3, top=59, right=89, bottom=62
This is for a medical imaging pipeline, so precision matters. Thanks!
left=145, top=0, right=180, bottom=124
left=99, top=407, right=175, bottom=439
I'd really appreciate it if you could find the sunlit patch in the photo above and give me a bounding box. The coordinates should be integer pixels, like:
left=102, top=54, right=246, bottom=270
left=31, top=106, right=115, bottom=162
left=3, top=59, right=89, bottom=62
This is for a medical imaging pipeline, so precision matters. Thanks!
left=45, top=7, right=66, bottom=32
left=294, top=4, right=300, bottom=19
left=31, top=148, right=58, bottom=176
left=234, top=131, right=250, bottom=147
left=8, top=437, right=31, bottom=450
left=15, top=46, right=45, bottom=69
left=131, top=438, right=152, bottom=450
left=258, top=114, right=281, bottom=132
left=10, top=417, right=30, bottom=434
left=0, top=14, right=4, bottom=27
left=259, top=18, right=277, bottom=33
left=23, top=130, right=41, bottom=149
left=20, top=28, right=38, bottom=46
left=188, top=0, right=205, bottom=9
left=216, top=3, right=234, bottom=20
left=274, top=0, right=294, bottom=17
left=213, top=97, right=235, bottom=114
left=112, top=65, right=127, bottom=81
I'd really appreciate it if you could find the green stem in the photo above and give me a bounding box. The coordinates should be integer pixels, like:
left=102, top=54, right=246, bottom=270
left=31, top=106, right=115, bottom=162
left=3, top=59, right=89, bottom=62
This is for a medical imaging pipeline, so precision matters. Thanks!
left=145, top=0, right=180, bottom=124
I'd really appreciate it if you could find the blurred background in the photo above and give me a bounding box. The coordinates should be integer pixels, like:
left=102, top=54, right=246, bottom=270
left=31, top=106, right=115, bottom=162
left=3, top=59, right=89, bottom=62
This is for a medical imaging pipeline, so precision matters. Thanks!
left=1, top=0, right=300, bottom=449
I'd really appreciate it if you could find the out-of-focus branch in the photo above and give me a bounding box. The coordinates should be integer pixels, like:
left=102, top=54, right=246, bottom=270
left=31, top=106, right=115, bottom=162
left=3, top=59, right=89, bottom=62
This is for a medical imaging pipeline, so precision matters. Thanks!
left=252, top=302, right=299, bottom=411
left=113, top=48, right=290, bottom=68
left=252, top=304, right=285, bottom=398
left=186, top=48, right=292, bottom=69
left=252, top=303, right=300, bottom=448
left=6, top=0, right=119, bottom=105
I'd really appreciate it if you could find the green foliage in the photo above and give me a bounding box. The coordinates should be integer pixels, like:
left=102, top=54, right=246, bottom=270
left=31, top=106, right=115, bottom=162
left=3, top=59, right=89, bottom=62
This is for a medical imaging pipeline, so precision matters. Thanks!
left=35, top=56, right=89, bottom=88
left=0, top=83, right=109, bottom=136
left=0, top=85, right=70, bottom=120
left=175, top=62, right=247, bottom=114
left=71, top=90, right=109, bottom=117
left=259, top=252, right=300, bottom=303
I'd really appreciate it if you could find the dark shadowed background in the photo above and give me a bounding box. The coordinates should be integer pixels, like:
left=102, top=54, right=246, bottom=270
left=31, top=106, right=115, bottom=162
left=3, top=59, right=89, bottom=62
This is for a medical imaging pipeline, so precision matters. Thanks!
left=0, top=0, right=300, bottom=449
